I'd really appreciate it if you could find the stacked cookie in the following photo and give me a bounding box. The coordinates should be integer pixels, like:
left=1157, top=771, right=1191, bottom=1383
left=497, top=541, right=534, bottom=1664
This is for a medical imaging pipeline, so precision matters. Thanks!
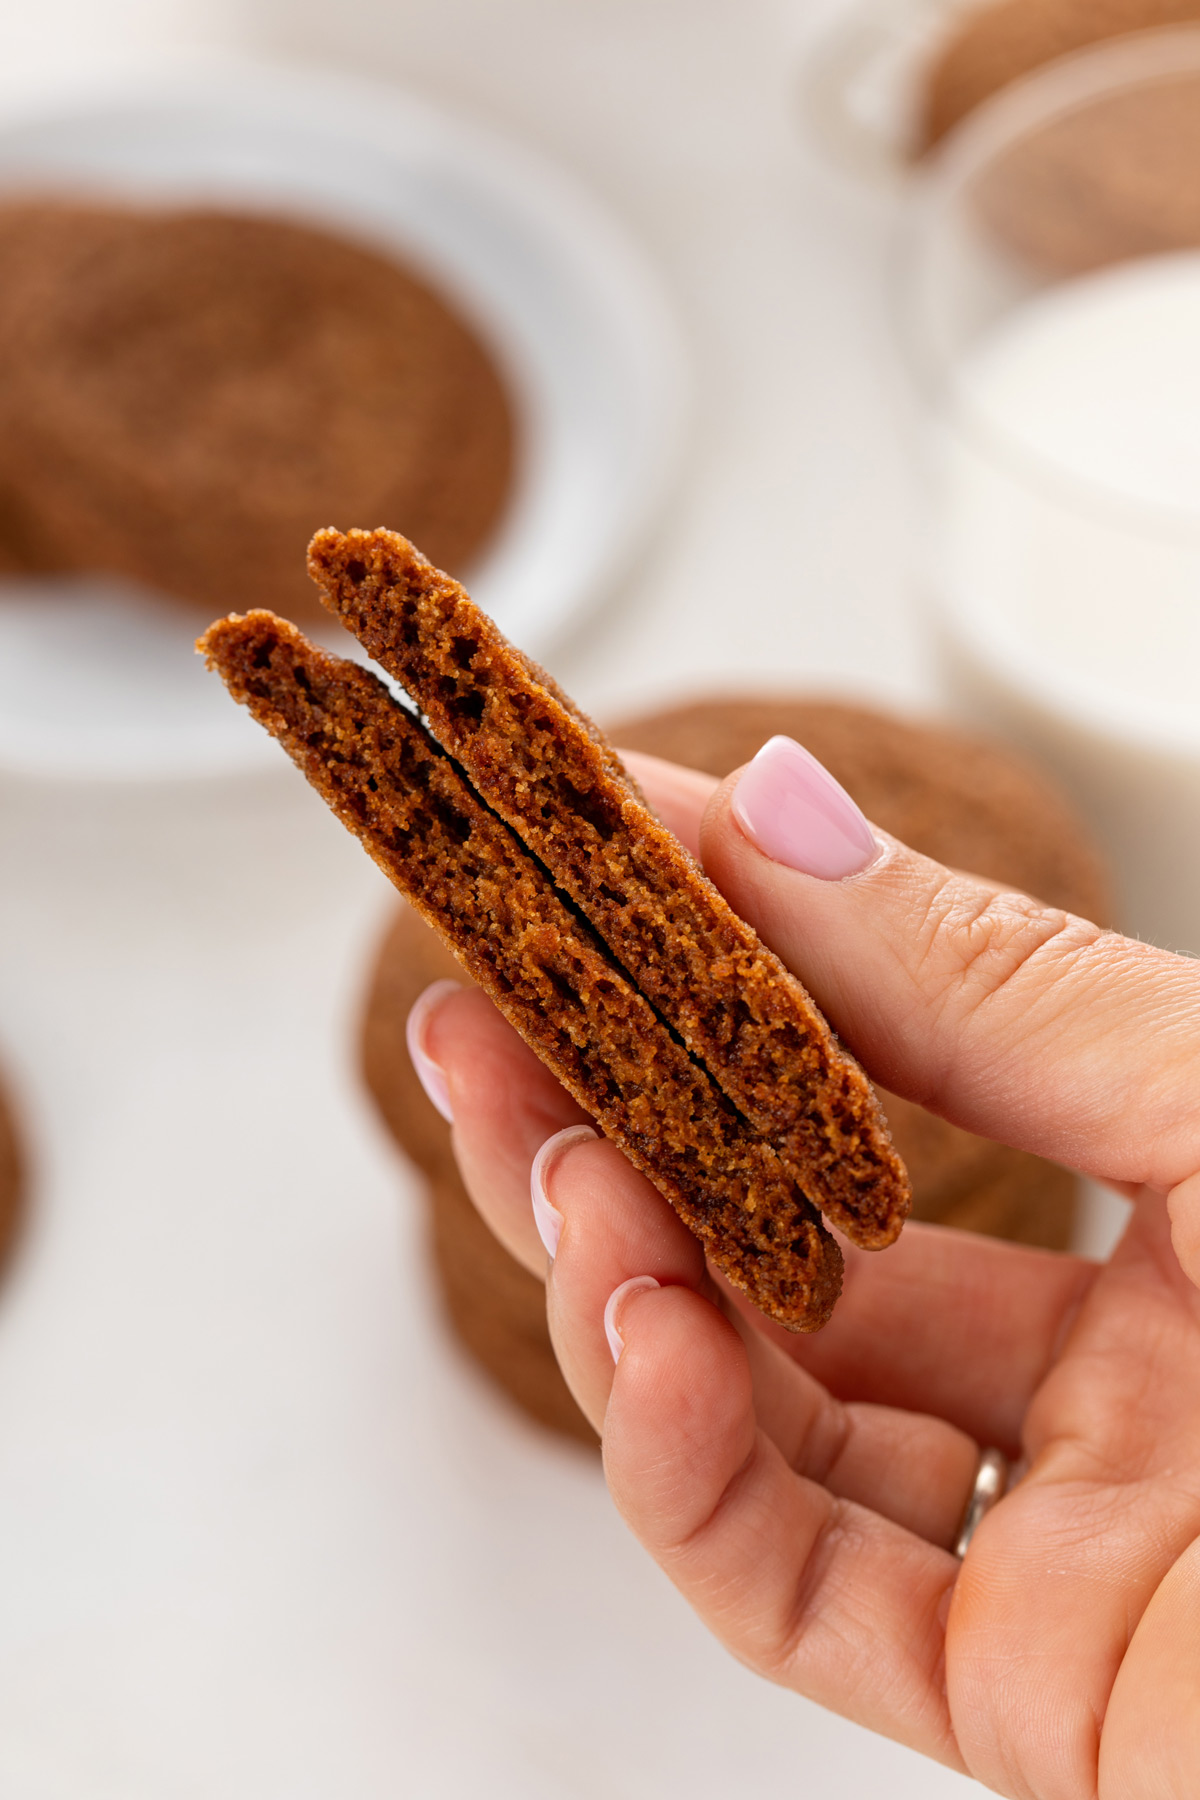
left=361, top=695, right=1109, bottom=1443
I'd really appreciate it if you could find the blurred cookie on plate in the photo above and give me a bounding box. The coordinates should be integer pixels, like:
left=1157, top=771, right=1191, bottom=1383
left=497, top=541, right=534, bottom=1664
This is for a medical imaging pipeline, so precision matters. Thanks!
left=918, top=0, right=1200, bottom=148
left=361, top=694, right=1109, bottom=1441
left=0, top=200, right=515, bottom=619
left=967, top=67, right=1200, bottom=275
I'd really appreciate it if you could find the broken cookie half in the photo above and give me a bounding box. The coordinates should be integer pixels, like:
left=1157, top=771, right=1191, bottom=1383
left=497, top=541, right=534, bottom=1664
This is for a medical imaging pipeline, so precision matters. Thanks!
left=201, top=528, right=911, bottom=1330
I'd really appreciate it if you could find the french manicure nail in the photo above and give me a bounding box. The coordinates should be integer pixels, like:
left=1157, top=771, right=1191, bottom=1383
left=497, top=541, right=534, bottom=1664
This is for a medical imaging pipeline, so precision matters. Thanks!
left=732, top=735, right=878, bottom=879
left=530, top=1124, right=597, bottom=1258
left=604, top=1275, right=661, bottom=1362
left=405, top=979, right=463, bottom=1123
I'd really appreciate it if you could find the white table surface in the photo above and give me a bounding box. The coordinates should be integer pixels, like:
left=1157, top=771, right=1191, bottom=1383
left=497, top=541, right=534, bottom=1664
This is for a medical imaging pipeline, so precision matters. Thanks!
left=0, top=2, right=1011, bottom=1793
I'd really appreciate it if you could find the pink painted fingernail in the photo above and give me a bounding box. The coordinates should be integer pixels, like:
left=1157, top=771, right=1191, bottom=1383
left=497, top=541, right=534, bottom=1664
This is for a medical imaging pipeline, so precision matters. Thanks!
left=530, top=1124, right=597, bottom=1258
left=604, top=1276, right=661, bottom=1362
left=405, top=980, right=462, bottom=1123
left=732, top=735, right=878, bottom=879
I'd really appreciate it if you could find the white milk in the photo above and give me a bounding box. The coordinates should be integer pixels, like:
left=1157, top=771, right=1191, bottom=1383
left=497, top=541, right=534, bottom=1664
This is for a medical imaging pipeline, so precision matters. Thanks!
left=932, top=252, right=1200, bottom=954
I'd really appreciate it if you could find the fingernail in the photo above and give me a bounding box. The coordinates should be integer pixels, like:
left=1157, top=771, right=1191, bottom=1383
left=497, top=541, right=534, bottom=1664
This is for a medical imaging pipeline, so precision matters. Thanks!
left=405, top=979, right=462, bottom=1123
left=732, top=735, right=877, bottom=879
left=604, top=1275, right=661, bottom=1362
left=530, top=1124, right=597, bottom=1258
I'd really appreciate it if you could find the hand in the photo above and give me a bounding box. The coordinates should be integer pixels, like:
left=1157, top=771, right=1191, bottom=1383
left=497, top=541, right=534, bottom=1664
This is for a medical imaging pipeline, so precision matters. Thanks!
left=407, top=737, right=1200, bottom=1799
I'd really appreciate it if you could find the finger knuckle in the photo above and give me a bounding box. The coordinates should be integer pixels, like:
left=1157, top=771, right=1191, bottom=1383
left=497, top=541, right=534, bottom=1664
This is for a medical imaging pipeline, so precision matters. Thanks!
left=914, top=876, right=1102, bottom=1035
left=772, top=1504, right=863, bottom=1677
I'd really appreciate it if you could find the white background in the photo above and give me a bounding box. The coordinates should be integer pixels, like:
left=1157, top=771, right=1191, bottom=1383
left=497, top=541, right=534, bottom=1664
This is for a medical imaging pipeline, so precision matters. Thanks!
left=0, top=2, right=994, bottom=1794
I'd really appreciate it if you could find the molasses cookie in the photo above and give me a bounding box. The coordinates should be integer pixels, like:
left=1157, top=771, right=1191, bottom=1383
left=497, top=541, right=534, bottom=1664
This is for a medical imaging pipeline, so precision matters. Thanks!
left=0, top=201, right=514, bottom=617
left=307, top=528, right=910, bottom=1257
left=202, top=608, right=856, bottom=1332
left=968, top=71, right=1200, bottom=276
left=919, top=0, right=1200, bottom=150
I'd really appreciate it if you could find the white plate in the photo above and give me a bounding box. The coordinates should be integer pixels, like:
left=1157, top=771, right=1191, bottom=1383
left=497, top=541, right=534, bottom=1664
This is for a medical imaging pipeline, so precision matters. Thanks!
left=0, top=60, right=686, bottom=780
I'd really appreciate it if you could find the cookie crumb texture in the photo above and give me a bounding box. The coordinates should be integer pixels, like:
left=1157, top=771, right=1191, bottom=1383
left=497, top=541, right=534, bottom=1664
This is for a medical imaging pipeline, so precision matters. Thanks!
left=201, top=611, right=842, bottom=1331
left=308, top=527, right=911, bottom=1253
left=0, top=201, right=513, bottom=615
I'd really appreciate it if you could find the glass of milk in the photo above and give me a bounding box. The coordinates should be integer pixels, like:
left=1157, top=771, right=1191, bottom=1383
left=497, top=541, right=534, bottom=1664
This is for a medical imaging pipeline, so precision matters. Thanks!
left=903, top=28, right=1200, bottom=956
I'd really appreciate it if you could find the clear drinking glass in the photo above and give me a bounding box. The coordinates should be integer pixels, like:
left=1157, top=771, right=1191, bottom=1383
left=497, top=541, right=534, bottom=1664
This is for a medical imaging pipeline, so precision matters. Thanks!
left=901, top=27, right=1200, bottom=956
